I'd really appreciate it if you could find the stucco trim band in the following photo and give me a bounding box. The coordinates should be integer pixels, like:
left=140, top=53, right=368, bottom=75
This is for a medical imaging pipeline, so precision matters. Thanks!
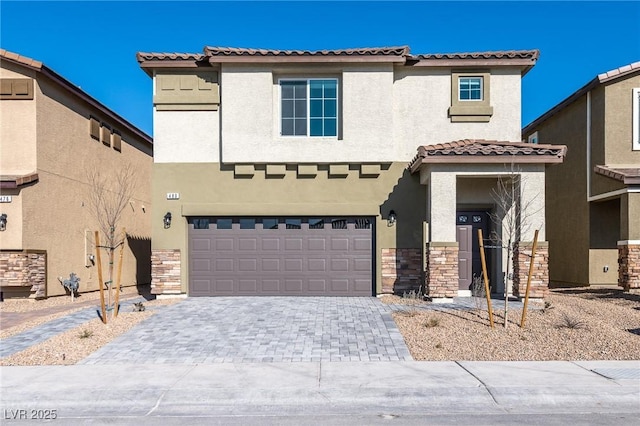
left=0, top=172, right=39, bottom=189
left=181, top=203, right=380, bottom=216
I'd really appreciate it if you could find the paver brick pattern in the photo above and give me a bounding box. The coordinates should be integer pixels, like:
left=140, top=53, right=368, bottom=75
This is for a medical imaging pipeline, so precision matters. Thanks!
left=80, top=297, right=413, bottom=364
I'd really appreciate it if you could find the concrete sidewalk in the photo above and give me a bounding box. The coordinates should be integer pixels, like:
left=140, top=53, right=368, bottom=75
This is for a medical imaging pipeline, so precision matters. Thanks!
left=1, top=360, right=639, bottom=424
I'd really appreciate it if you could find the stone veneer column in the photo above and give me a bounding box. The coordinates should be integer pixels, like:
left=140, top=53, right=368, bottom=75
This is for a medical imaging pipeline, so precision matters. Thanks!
left=512, top=241, right=549, bottom=299
left=151, top=249, right=182, bottom=296
left=0, top=251, right=47, bottom=298
left=425, top=242, right=458, bottom=300
left=380, top=248, right=423, bottom=295
left=618, top=242, right=640, bottom=291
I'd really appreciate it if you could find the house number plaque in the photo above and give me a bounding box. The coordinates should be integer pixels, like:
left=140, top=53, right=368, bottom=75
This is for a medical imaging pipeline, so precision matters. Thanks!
left=166, top=193, right=180, bottom=200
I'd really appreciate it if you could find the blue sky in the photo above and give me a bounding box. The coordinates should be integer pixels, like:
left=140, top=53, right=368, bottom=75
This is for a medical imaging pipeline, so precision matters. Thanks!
left=2, top=1, right=639, bottom=137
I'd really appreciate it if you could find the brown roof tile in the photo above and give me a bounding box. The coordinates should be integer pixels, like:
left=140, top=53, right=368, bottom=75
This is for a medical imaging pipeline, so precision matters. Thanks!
left=136, top=52, right=206, bottom=62
left=594, top=165, right=640, bottom=184
left=0, top=172, right=39, bottom=189
left=411, top=50, right=539, bottom=61
left=203, top=46, right=410, bottom=58
left=0, top=49, right=43, bottom=70
left=409, top=139, right=567, bottom=172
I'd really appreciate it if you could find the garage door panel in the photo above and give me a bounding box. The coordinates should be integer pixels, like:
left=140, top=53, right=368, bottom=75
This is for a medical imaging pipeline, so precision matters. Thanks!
left=285, top=238, right=303, bottom=251
left=285, top=258, right=303, bottom=271
left=191, top=238, right=211, bottom=251
left=262, top=238, right=280, bottom=250
left=215, top=258, right=235, bottom=272
left=308, top=258, right=326, bottom=271
left=238, top=259, right=257, bottom=272
left=215, top=239, right=234, bottom=251
left=238, top=238, right=258, bottom=251
left=192, top=259, right=211, bottom=272
left=189, top=217, right=373, bottom=296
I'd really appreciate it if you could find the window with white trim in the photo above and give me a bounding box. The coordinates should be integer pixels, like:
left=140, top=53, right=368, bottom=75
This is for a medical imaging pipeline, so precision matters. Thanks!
left=633, top=88, right=640, bottom=150
left=459, top=77, right=483, bottom=101
left=528, top=131, right=539, bottom=144
left=280, top=79, right=338, bottom=137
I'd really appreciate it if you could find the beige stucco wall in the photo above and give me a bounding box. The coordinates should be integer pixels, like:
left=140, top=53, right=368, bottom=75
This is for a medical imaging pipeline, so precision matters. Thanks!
left=154, top=110, right=219, bottom=163
left=152, top=162, right=426, bottom=294
left=604, top=73, right=640, bottom=164
left=0, top=187, right=23, bottom=249
left=393, top=67, right=523, bottom=157
left=219, top=63, right=396, bottom=163
left=622, top=192, right=640, bottom=240
left=3, top=70, right=153, bottom=297
left=0, top=63, right=37, bottom=175
left=589, top=249, right=618, bottom=284
left=525, top=96, right=590, bottom=286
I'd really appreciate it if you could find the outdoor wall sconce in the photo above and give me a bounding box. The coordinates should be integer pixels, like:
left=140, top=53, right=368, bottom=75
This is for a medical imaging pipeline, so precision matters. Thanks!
left=163, top=212, right=172, bottom=229
left=0, top=213, right=6, bottom=231
left=387, top=210, right=397, bottom=227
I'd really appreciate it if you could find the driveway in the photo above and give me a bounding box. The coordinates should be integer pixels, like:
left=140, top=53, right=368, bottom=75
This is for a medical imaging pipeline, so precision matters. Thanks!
left=80, top=297, right=412, bottom=364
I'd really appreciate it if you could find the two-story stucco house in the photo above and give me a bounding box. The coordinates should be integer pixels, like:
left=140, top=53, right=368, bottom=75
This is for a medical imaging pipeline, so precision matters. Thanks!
left=523, top=62, right=640, bottom=291
left=0, top=50, right=153, bottom=298
left=138, top=45, right=566, bottom=301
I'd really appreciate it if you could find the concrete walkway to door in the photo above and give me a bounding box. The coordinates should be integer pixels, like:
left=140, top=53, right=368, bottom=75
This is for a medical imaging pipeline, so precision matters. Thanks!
left=79, top=297, right=412, bottom=364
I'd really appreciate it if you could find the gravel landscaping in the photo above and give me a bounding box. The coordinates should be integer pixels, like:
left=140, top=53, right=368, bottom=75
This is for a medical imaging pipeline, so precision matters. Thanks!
left=0, top=286, right=638, bottom=365
left=390, top=287, right=640, bottom=361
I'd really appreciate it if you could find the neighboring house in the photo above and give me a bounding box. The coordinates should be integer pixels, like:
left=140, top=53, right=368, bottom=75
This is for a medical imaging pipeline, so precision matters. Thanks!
left=0, top=50, right=153, bottom=298
left=137, top=45, right=566, bottom=301
left=523, top=62, right=640, bottom=291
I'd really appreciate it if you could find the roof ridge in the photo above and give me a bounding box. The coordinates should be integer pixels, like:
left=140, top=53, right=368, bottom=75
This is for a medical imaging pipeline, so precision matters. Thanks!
left=412, top=49, right=539, bottom=60
left=202, top=46, right=411, bottom=57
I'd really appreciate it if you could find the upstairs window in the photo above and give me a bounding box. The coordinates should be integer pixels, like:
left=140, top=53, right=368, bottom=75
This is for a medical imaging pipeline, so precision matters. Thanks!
left=280, top=79, right=338, bottom=137
left=633, top=88, right=640, bottom=151
left=459, top=77, right=483, bottom=101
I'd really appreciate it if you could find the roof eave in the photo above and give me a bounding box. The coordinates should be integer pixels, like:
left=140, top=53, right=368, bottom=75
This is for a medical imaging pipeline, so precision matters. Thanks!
left=410, top=155, right=565, bottom=173
left=206, top=56, right=406, bottom=64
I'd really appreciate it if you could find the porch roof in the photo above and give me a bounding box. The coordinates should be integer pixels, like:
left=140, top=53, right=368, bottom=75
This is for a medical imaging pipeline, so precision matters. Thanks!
left=409, top=139, right=567, bottom=173
left=594, top=165, right=640, bottom=185
left=0, top=172, right=39, bottom=189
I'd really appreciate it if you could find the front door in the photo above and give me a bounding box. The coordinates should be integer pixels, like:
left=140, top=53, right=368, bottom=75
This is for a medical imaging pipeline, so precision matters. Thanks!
left=456, top=211, right=490, bottom=292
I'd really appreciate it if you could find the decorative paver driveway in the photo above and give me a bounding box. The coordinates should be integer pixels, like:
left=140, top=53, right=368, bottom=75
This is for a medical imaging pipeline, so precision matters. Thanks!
left=80, top=297, right=412, bottom=364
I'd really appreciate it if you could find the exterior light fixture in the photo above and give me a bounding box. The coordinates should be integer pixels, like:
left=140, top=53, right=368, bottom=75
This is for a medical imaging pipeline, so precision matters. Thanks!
left=388, top=210, right=397, bottom=227
left=163, top=212, right=172, bottom=229
left=0, top=213, right=6, bottom=231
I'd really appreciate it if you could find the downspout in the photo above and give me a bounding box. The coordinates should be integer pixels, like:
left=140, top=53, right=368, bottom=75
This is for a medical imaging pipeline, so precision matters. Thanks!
left=586, top=90, right=592, bottom=201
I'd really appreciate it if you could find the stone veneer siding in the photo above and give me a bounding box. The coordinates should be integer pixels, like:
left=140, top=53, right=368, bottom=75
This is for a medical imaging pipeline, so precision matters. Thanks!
left=618, top=243, right=640, bottom=291
left=151, top=249, right=181, bottom=295
left=425, top=243, right=458, bottom=299
left=512, top=242, right=549, bottom=299
left=381, top=248, right=423, bottom=295
left=0, top=250, right=47, bottom=298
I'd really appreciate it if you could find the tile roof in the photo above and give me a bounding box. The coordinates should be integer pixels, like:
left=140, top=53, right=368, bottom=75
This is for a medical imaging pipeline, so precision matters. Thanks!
left=135, top=52, right=206, bottom=62
left=0, top=49, right=43, bottom=70
left=597, top=61, right=640, bottom=83
left=524, top=61, right=640, bottom=132
left=0, top=172, right=39, bottom=189
left=412, top=50, right=539, bottom=61
left=1, top=49, right=152, bottom=146
left=204, top=46, right=410, bottom=58
left=409, top=139, right=567, bottom=172
left=594, top=165, right=640, bottom=185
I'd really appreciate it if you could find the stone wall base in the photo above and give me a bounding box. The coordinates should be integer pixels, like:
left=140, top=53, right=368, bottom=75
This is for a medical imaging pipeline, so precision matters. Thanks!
left=513, top=242, right=549, bottom=299
left=0, top=250, right=47, bottom=299
left=151, top=249, right=182, bottom=295
left=381, top=248, right=422, bottom=295
left=619, top=243, right=640, bottom=291
left=425, top=243, right=458, bottom=299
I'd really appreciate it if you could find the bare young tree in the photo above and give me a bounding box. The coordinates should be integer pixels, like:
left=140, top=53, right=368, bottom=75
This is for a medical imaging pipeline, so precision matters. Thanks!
left=86, top=163, right=136, bottom=319
left=489, top=162, right=542, bottom=328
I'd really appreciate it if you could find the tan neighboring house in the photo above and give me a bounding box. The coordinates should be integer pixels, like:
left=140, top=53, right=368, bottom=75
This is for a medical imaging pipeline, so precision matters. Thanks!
left=0, top=50, right=153, bottom=298
left=138, top=46, right=566, bottom=301
left=523, top=62, right=640, bottom=291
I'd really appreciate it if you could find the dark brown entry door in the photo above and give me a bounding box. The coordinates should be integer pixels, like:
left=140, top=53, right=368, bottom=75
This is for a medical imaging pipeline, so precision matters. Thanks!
left=456, top=211, right=490, bottom=292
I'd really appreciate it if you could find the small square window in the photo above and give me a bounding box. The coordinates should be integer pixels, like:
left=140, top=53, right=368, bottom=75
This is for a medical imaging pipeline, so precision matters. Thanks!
left=285, top=218, right=301, bottom=229
left=216, top=218, right=232, bottom=229
left=239, top=218, right=256, bottom=229
left=459, top=77, right=483, bottom=101
left=262, top=218, right=279, bottom=230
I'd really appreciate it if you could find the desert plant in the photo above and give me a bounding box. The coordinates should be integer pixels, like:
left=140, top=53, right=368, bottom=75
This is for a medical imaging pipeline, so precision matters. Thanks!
left=398, top=308, right=420, bottom=317
left=424, top=317, right=440, bottom=328
left=557, top=312, right=587, bottom=330
left=471, top=275, right=486, bottom=311
left=132, top=302, right=146, bottom=312
left=78, top=329, right=93, bottom=339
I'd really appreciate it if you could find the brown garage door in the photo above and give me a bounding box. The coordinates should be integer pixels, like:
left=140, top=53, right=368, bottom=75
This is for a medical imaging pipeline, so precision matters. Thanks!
left=188, top=217, right=374, bottom=296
